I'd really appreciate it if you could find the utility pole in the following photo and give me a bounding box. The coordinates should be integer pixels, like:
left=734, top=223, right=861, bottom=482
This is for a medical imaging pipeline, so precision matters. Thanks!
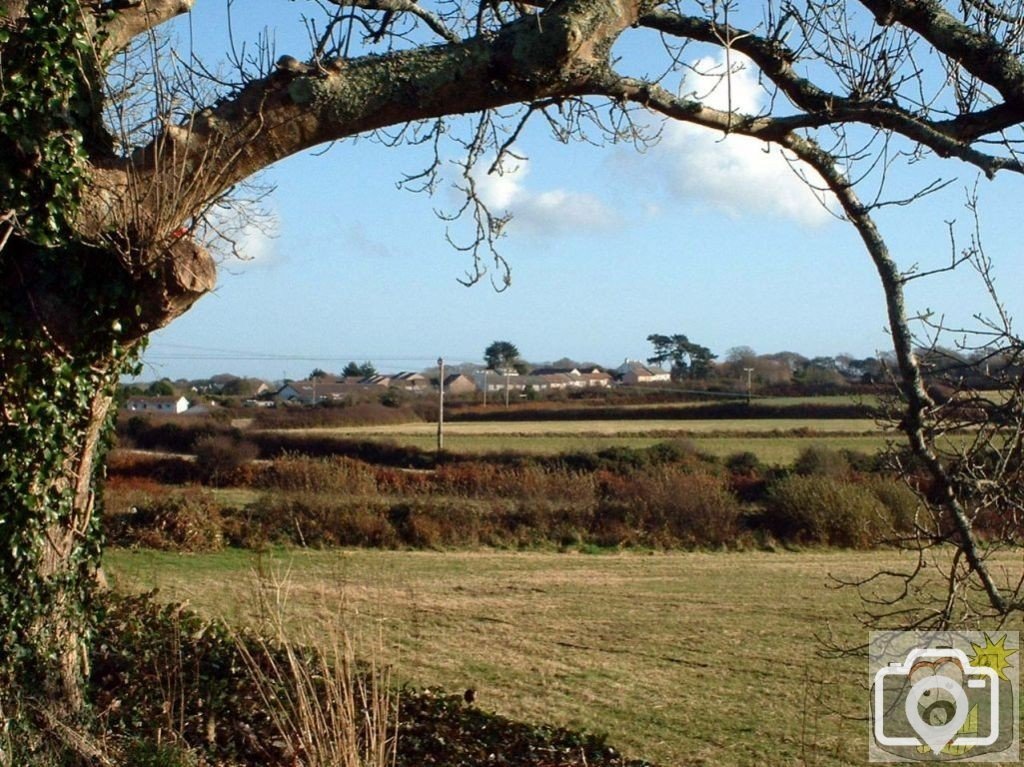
left=504, top=367, right=511, bottom=408
left=482, top=369, right=487, bottom=406
left=743, top=367, right=754, bottom=405
left=437, top=357, right=445, bottom=452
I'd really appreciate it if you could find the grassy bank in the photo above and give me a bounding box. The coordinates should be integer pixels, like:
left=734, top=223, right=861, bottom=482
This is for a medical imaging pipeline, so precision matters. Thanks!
left=104, top=548, right=993, bottom=766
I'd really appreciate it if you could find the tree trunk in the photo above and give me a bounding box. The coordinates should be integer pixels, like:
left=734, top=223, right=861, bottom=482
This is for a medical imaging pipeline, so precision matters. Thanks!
left=0, top=353, right=118, bottom=715
left=0, top=233, right=215, bottom=721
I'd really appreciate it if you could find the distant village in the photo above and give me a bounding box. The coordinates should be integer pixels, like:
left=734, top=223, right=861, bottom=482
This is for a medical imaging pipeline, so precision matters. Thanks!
left=121, top=347, right=906, bottom=416
left=123, top=360, right=670, bottom=415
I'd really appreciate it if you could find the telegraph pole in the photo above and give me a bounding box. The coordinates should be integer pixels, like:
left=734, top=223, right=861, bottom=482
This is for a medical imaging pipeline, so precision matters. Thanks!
left=743, top=367, right=754, bottom=405
left=437, top=357, right=445, bottom=452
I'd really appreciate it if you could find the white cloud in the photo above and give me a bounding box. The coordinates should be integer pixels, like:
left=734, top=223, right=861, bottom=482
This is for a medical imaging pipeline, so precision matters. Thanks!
left=683, top=54, right=764, bottom=114
left=473, top=157, right=619, bottom=236
left=657, top=54, right=836, bottom=227
left=202, top=201, right=279, bottom=267
left=234, top=221, right=277, bottom=263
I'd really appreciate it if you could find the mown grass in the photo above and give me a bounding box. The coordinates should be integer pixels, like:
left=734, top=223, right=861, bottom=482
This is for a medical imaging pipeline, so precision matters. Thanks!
left=255, top=419, right=890, bottom=464
left=261, top=432, right=892, bottom=464
left=279, top=418, right=882, bottom=436
left=104, top=548, right=1019, bottom=767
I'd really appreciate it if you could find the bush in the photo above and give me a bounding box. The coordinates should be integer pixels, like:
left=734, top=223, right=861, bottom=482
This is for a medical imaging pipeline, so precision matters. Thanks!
left=260, top=454, right=379, bottom=495
left=640, top=470, right=742, bottom=547
left=792, top=445, right=851, bottom=478
left=593, top=468, right=741, bottom=548
left=194, top=435, right=259, bottom=485
left=107, top=449, right=198, bottom=484
left=762, top=475, right=899, bottom=547
left=863, top=476, right=921, bottom=534
left=117, top=416, right=227, bottom=454
left=725, top=451, right=763, bottom=475
left=243, top=493, right=397, bottom=548
left=106, top=490, right=226, bottom=551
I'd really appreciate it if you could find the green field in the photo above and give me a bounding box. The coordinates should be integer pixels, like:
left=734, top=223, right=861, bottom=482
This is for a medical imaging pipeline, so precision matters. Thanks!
left=260, top=418, right=891, bottom=464
left=105, top=548, right=1018, bottom=766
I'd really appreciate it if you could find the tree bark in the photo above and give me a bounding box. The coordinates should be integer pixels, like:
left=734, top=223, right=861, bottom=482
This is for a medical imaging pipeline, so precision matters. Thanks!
left=0, top=232, right=214, bottom=716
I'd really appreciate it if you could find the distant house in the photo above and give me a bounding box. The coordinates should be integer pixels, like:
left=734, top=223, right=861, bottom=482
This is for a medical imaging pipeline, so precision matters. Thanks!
left=527, top=366, right=612, bottom=389
left=443, top=373, right=478, bottom=395
left=126, top=395, right=190, bottom=414
left=277, top=380, right=363, bottom=405
left=391, top=372, right=430, bottom=390
left=361, top=372, right=430, bottom=391
left=615, top=360, right=671, bottom=385
left=578, top=371, right=612, bottom=387
left=472, top=369, right=520, bottom=393
left=529, top=366, right=582, bottom=377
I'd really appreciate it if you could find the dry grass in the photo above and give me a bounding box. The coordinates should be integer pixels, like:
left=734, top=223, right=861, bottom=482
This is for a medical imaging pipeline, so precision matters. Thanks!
left=273, top=418, right=882, bottom=437
left=104, top=548, right=1023, bottom=766
left=235, top=569, right=398, bottom=767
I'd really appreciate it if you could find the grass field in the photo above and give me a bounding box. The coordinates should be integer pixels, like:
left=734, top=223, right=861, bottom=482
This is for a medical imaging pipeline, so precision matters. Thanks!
left=280, top=418, right=883, bottom=436
left=259, top=419, right=891, bottom=464
left=105, top=548, right=1018, bottom=766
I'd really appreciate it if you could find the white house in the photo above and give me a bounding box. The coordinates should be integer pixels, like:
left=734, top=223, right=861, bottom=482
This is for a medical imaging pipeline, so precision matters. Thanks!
left=615, top=360, right=671, bottom=385
left=126, top=395, right=190, bottom=414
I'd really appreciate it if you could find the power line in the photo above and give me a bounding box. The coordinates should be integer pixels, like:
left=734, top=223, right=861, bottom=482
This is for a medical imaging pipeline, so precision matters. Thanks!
left=142, top=342, right=480, bottom=365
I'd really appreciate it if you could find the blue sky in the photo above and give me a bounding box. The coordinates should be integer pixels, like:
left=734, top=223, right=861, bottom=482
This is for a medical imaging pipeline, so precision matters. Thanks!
left=133, top=2, right=1024, bottom=381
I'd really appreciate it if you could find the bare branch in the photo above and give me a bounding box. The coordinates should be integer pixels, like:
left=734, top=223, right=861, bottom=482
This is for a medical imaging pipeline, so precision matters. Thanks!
left=91, top=0, right=197, bottom=60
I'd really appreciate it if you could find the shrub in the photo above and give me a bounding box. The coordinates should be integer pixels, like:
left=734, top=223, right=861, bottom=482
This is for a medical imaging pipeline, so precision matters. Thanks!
left=107, top=449, right=198, bottom=484
left=106, top=490, right=226, bottom=551
left=260, top=454, right=379, bottom=495
left=792, top=445, right=851, bottom=478
left=863, top=476, right=921, bottom=535
left=388, top=502, right=483, bottom=547
left=639, top=470, right=742, bottom=547
left=244, top=493, right=396, bottom=548
left=646, top=439, right=699, bottom=464
left=194, top=435, right=259, bottom=485
left=725, top=451, right=763, bottom=475
left=762, top=475, right=896, bottom=547
left=117, top=416, right=227, bottom=454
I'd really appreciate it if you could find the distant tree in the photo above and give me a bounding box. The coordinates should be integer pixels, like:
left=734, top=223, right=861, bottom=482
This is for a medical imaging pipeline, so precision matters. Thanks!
left=309, top=368, right=329, bottom=380
left=719, top=347, right=794, bottom=386
left=342, top=361, right=377, bottom=378
left=484, top=341, right=521, bottom=372
left=762, top=351, right=809, bottom=373
left=646, top=334, right=717, bottom=380
left=797, top=357, right=845, bottom=386
left=725, top=346, right=758, bottom=364
left=219, top=378, right=263, bottom=397
left=146, top=379, right=175, bottom=396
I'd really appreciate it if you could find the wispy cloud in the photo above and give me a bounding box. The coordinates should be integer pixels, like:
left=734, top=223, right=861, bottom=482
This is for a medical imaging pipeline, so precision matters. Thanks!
left=473, top=157, right=620, bottom=236
left=234, top=220, right=277, bottom=263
